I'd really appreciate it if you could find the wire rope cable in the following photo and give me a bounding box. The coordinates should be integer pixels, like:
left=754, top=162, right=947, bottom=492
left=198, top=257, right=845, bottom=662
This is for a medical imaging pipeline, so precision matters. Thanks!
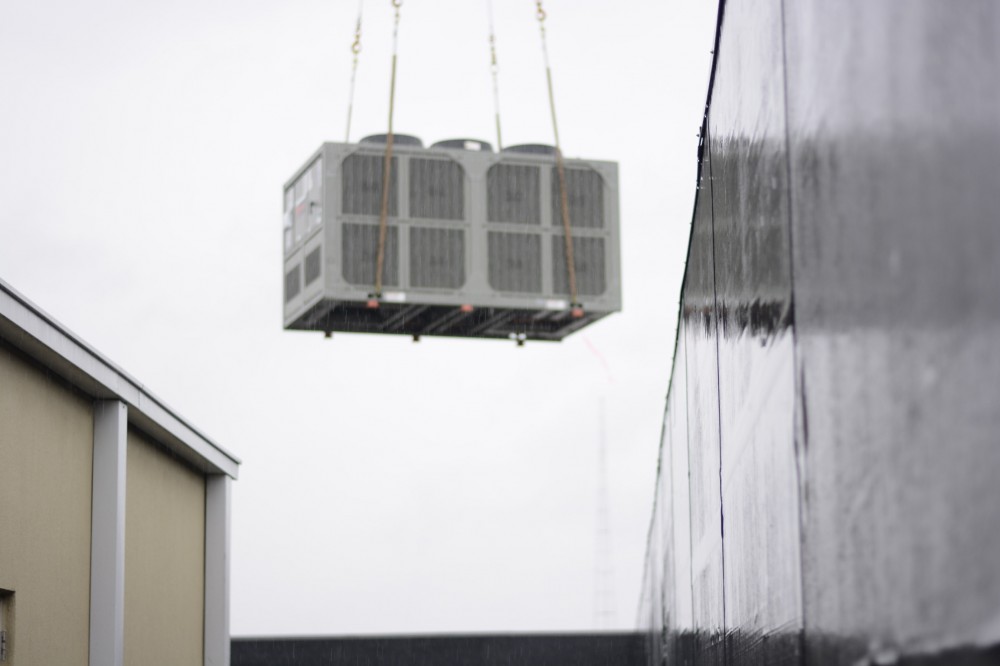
left=486, top=0, right=504, bottom=151
left=536, top=1, right=582, bottom=316
left=371, top=0, right=403, bottom=304
left=344, top=0, right=364, bottom=142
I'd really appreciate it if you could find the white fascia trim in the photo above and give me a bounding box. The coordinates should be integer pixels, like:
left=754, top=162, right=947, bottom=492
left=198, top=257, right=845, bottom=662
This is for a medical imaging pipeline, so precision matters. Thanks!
left=0, top=280, right=239, bottom=478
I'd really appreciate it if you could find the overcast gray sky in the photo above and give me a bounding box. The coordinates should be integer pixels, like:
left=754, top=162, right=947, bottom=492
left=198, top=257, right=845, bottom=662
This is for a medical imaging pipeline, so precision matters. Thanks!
left=0, top=0, right=717, bottom=635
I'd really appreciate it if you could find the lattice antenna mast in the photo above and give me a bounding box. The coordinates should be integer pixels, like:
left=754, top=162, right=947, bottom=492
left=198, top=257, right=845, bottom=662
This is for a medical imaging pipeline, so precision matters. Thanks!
left=594, top=396, right=618, bottom=629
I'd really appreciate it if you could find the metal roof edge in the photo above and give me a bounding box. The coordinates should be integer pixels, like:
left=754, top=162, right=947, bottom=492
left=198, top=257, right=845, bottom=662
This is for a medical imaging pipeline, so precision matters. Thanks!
left=0, top=278, right=240, bottom=479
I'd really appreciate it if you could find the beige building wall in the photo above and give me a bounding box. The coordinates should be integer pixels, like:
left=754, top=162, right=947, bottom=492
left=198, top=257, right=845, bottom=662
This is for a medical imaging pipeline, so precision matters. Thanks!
left=124, top=429, right=206, bottom=666
left=0, top=345, right=94, bottom=666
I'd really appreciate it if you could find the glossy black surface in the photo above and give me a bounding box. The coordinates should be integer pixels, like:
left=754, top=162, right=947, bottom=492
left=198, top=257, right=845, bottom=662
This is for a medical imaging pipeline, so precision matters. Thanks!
left=640, top=1, right=1000, bottom=664
left=232, top=633, right=645, bottom=666
left=710, top=1, right=800, bottom=664
left=787, top=4, right=1000, bottom=664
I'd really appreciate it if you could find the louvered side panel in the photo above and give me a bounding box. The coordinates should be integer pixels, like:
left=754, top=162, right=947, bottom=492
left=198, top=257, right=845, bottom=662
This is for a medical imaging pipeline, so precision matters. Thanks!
left=409, top=158, right=464, bottom=221
left=551, top=167, right=604, bottom=229
left=410, top=227, right=465, bottom=289
left=488, top=232, right=542, bottom=293
left=304, top=247, right=322, bottom=286
left=341, top=223, right=399, bottom=287
left=341, top=154, right=398, bottom=216
left=552, top=235, right=607, bottom=296
left=284, top=264, right=301, bottom=302
left=487, top=164, right=540, bottom=224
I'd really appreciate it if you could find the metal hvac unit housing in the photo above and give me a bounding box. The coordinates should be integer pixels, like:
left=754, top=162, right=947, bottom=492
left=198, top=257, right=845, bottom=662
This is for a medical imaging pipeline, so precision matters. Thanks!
left=282, top=137, right=621, bottom=341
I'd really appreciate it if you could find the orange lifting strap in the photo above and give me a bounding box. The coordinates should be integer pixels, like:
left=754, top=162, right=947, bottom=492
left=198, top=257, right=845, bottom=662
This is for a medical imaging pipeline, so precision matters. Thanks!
left=536, top=1, right=583, bottom=318
left=370, top=0, right=403, bottom=307
left=367, top=0, right=582, bottom=318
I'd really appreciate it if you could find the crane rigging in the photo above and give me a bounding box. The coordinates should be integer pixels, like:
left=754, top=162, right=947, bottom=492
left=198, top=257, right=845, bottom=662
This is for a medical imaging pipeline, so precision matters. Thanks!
left=344, top=0, right=364, bottom=143
left=281, top=0, right=621, bottom=343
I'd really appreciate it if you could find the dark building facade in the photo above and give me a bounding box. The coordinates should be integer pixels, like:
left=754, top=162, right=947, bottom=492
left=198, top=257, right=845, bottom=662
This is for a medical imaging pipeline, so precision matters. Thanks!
left=232, top=633, right=646, bottom=666
left=638, top=2, right=1000, bottom=665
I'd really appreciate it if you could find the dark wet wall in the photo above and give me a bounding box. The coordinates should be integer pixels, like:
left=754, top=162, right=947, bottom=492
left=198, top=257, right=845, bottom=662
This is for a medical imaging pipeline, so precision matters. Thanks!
left=639, top=2, right=1000, bottom=665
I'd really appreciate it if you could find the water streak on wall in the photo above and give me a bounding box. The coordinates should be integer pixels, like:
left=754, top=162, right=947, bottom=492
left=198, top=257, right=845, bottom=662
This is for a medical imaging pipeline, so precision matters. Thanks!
left=639, top=2, right=1000, bottom=664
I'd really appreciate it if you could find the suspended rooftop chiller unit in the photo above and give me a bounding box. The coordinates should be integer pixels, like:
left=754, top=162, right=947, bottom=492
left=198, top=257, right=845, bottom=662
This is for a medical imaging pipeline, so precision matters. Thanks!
left=282, top=135, right=621, bottom=341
